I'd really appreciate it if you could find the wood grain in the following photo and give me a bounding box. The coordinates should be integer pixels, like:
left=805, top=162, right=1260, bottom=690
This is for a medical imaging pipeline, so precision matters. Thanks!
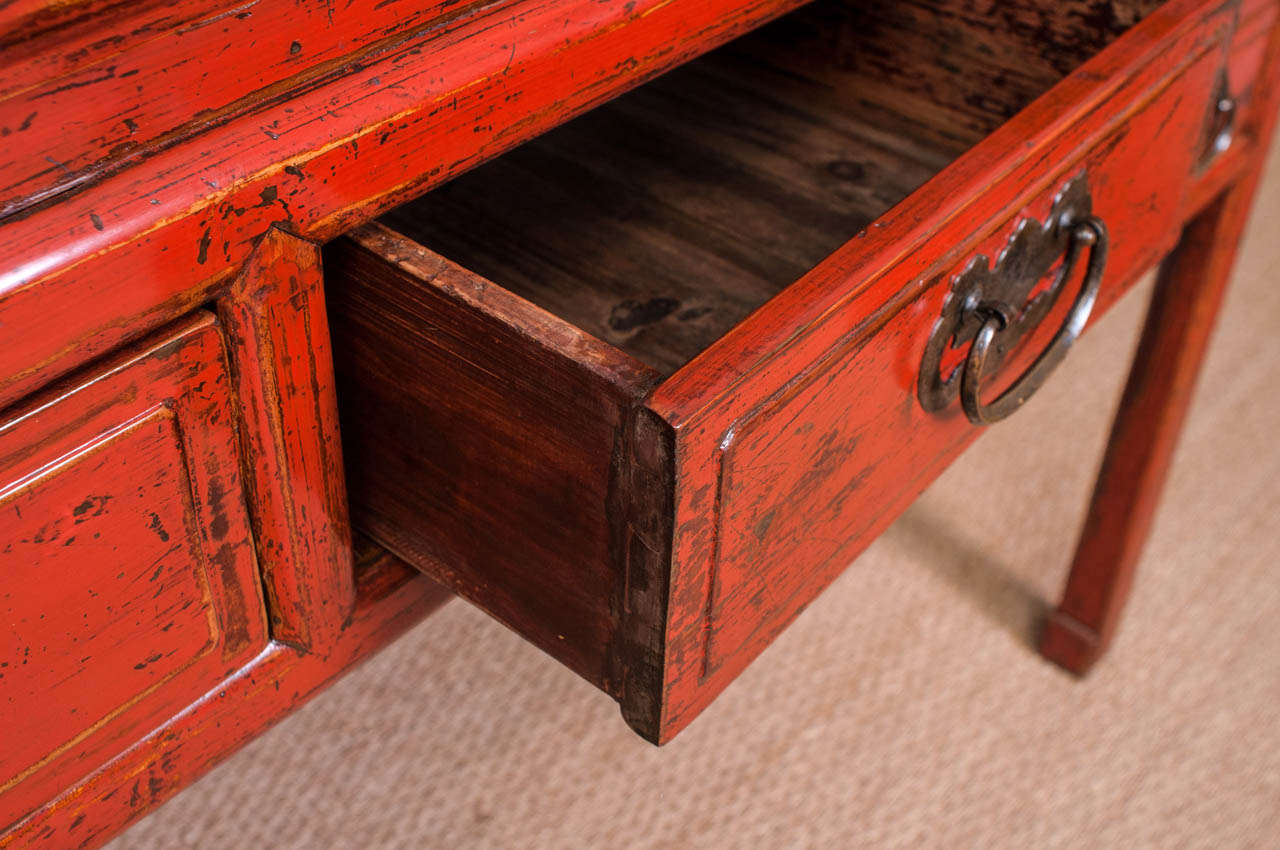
left=644, top=3, right=1236, bottom=740
left=382, top=0, right=1197, bottom=376
left=381, top=15, right=957, bottom=375
left=779, top=1, right=1168, bottom=151
left=326, top=223, right=659, bottom=688
left=0, top=0, right=823, bottom=834
left=1, top=0, right=1277, bottom=842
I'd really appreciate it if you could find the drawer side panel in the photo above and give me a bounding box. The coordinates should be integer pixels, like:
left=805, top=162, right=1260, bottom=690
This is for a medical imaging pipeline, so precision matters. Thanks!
left=327, top=224, right=658, bottom=689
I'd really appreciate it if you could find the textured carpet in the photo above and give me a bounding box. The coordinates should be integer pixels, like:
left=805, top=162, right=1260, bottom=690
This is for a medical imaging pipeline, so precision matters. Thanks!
left=107, top=138, right=1280, bottom=850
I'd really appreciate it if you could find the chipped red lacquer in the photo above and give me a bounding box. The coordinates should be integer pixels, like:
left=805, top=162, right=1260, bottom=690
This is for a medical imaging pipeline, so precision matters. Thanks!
left=0, top=0, right=479, bottom=218
left=218, top=227, right=355, bottom=650
left=0, top=0, right=1278, bottom=845
left=0, top=315, right=268, bottom=830
left=1, top=541, right=449, bottom=849
left=0, top=0, right=816, bottom=841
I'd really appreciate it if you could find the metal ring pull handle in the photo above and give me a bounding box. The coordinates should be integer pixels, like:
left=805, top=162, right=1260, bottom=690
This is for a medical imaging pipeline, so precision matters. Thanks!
left=960, top=216, right=1108, bottom=425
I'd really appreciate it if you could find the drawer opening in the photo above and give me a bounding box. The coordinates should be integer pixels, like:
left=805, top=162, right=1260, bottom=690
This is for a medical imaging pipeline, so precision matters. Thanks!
left=325, top=0, right=1183, bottom=742
left=374, top=0, right=1166, bottom=376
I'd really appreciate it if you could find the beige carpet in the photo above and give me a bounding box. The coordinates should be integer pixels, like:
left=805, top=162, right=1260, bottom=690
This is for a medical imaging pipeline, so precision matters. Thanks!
left=108, top=139, right=1280, bottom=850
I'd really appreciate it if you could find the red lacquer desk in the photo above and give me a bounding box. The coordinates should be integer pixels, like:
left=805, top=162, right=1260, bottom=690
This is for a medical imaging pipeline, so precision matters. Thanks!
left=2, top=0, right=1278, bottom=845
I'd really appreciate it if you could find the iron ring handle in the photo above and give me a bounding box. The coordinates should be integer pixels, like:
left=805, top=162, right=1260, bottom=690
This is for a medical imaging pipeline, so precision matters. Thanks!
left=960, top=216, right=1108, bottom=425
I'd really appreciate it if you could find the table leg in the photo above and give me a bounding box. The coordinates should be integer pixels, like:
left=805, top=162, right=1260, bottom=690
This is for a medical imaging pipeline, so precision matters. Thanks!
left=1039, top=174, right=1264, bottom=674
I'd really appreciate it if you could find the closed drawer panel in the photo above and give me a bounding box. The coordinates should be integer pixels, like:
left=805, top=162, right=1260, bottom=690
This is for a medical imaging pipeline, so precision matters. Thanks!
left=327, top=0, right=1246, bottom=742
left=0, top=314, right=267, bottom=828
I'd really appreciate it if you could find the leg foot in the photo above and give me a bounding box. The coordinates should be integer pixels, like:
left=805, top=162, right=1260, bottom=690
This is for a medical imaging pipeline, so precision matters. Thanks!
left=1038, top=608, right=1103, bottom=675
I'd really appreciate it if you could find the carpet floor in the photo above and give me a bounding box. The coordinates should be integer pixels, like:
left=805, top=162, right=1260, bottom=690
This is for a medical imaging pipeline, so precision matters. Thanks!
left=107, top=131, right=1280, bottom=850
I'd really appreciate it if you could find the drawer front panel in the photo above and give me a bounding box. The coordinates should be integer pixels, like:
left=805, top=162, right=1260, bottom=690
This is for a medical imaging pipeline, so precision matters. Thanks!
left=0, top=314, right=267, bottom=828
left=643, top=1, right=1235, bottom=740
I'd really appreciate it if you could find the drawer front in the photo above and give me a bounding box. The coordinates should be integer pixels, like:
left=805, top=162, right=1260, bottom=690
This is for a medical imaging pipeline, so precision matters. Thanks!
left=0, top=314, right=267, bottom=828
left=639, top=0, right=1237, bottom=740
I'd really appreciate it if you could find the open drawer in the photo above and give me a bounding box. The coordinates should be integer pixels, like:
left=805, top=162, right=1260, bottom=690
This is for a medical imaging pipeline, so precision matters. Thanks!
left=325, top=0, right=1243, bottom=742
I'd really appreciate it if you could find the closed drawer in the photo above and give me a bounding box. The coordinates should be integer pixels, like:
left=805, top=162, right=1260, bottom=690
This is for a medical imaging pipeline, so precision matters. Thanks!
left=0, top=314, right=267, bottom=827
left=326, top=0, right=1244, bottom=742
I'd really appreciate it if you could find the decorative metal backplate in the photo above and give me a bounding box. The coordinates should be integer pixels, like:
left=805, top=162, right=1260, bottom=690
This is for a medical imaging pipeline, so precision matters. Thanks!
left=918, top=173, right=1093, bottom=414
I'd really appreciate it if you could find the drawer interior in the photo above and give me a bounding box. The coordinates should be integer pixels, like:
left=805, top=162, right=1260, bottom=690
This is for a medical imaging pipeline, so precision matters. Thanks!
left=377, top=0, right=1167, bottom=375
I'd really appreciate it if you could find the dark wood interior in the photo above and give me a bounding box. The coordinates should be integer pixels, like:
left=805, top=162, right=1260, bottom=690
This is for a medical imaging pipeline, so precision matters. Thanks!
left=378, top=0, right=1165, bottom=375
left=325, top=226, right=656, bottom=686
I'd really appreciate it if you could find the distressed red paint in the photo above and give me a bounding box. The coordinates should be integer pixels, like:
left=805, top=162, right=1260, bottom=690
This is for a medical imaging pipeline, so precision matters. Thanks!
left=0, top=0, right=1276, bottom=844
left=0, top=315, right=267, bottom=829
